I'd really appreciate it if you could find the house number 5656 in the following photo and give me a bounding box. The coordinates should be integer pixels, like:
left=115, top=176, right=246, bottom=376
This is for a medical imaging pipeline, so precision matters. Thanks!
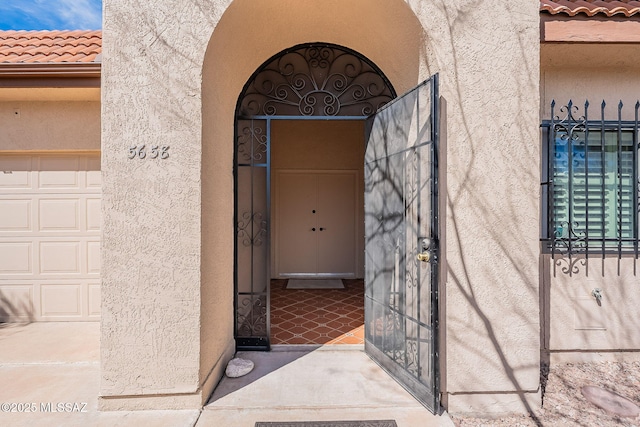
left=128, top=145, right=170, bottom=159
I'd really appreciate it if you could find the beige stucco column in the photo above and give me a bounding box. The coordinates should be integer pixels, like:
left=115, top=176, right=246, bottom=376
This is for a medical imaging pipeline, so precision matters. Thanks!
left=100, top=0, right=231, bottom=410
left=101, top=0, right=540, bottom=414
left=428, top=2, right=542, bottom=415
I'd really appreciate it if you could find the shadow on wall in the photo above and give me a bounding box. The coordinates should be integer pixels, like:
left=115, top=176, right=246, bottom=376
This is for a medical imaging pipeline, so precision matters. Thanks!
left=416, top=1, right=542, bottom=419
left=0, top=290, right=34, bottom=325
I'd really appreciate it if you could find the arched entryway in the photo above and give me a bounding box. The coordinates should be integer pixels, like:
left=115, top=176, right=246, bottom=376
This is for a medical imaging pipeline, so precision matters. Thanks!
left=233, top=43, right=396, bottom=350
left=198, top=1, right=439, bottom=411
left=230, top=43, right=441, bottom=410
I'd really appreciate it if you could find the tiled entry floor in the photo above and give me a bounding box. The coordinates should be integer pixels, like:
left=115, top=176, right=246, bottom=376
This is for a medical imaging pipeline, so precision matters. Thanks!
left=270, top=279, right=364, bottom=345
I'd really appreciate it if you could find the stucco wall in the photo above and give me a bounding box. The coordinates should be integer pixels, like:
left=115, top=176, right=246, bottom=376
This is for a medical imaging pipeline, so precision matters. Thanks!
left=0, top=101, right=100, bottom=151
left=102, top=0, right=540, bottom=414
left=541, top=43, right=640, bottom=358
left=101, top=0, right=227, bottom=410
left=426, top=2, right=541, bottom=414
left=542, top=44, right=640, bottom=120
left=543, top=256, right=640, bottom=353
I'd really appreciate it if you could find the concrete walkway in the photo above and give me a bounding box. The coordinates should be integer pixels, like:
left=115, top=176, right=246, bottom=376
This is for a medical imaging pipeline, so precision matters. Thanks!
left=0, top=322, right=453, bottom=427
left=0, top=322, right=199, bottom=427
left=204, top=345, right=454, bottom=427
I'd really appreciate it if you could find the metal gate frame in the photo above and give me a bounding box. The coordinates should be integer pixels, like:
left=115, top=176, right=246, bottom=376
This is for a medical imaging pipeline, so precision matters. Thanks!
left=363, top=76, right=440, bottom=412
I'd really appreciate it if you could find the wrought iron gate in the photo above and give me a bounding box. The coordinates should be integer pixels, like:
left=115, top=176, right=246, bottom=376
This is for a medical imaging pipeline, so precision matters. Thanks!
left=235, top=118, right=270, bottom=349
left=364, top=77, right=440, bottom=411
left=234, top=43, right=396, bottom=350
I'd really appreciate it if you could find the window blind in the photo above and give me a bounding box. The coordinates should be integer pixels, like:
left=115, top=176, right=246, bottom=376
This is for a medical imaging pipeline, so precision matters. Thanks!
left=552, top=130, right=634, bottom=248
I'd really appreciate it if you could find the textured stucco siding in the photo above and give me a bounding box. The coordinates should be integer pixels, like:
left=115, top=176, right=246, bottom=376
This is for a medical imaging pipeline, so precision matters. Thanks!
left=0, top=101, right=100, bottom=151
left=425, top=1, right=541, bottom=414
left=543, top=256, right=640, bottom=353
left=100, top=0, right=228, bottom=409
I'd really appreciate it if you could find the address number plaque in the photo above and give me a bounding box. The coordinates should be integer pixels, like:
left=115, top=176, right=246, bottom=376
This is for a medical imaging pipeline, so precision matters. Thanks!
left=128, top=145, right=170, bottom=160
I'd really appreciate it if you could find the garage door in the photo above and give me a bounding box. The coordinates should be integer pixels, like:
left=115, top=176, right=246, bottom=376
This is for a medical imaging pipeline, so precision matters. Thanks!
left=0, top=153, right=101, bottom=322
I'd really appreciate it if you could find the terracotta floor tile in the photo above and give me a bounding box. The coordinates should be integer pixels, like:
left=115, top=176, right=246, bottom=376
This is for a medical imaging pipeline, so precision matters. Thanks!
left=274, top=331, right=294, bottom=340
left=312, top=325, right=333, bottom=335
left=325, top=320, right=345, bottom=329
left=351, top=325, right=365, bottom=337
left=289, top=326, right=307, bottom=335
left=270, top=279, right=364, bottom=345
left=334, top=335, right=364, bottom=344
left=301, top=331, right=321, bottom=340
left=346, top=319, right=364, bottom=329
left=277, top=320, right=296, bottom=330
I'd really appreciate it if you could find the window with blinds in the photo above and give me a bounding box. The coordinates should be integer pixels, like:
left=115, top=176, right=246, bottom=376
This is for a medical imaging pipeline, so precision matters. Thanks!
left=542, top=100, right=639, bottom=257
left=552, top=130, right=635, bottom=249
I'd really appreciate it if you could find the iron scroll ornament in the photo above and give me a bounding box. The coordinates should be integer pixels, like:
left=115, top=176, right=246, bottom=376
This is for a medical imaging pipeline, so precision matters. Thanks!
left=549, top=100, right=589, bottom=275
left=238, top=44, right=395, bottom=117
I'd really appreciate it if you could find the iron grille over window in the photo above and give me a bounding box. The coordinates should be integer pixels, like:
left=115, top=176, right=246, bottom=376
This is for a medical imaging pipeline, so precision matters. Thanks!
left=541, top=100, right=640, bottom=260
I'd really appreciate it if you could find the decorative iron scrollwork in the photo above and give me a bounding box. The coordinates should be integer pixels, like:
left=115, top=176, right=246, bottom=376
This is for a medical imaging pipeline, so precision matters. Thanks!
left=552, top=99, right=587, bottom=134
left=237, top=121, right=267, bottom=163
left=550, top=101, right=588, bottom=275
left=553, top=220, right=587, bottom=253
left=238, top=44, right=394, bottom=117
left=554, top=255, right=587, bottom=276
left=552, top=212, right=588, bottom=276
left=406, top=338, right=419, bottom=377
left=236, top=296, right=267, bottom=337
left=237, top=211, right=267, bottom=247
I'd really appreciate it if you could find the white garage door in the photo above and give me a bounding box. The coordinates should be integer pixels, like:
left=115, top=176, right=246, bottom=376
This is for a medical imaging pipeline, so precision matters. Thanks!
left=0, top=153, right=100, bottom=322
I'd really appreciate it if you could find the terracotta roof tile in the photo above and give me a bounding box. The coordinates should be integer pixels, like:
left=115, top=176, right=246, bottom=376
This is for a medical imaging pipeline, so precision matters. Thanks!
left=541, top=0, right=640, bottom=17
left=0, top=30, right=101, bottom=63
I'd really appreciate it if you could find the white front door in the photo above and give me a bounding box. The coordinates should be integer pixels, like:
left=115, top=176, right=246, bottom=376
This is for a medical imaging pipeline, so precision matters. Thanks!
left=275, top=170, right=356, bottom=278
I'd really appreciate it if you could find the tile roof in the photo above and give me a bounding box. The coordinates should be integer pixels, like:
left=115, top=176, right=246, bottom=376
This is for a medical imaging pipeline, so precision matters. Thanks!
left=0, top=30, right=101, bottom=64
left=541, top=0, right=640, bottom=17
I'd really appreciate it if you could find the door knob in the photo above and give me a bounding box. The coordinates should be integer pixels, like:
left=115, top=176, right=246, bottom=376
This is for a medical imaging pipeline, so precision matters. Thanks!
left=417, top=252, right=430, bottom=262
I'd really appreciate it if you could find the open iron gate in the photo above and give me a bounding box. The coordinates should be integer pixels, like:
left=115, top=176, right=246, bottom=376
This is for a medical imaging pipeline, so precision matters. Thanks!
left=364, top=76, right=440, bottom=412
left=233, top=43, right=396, bottom=351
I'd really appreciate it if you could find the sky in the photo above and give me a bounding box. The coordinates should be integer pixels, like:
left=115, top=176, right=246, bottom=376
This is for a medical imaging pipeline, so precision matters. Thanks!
left=0, top=0, right=102, bottom=30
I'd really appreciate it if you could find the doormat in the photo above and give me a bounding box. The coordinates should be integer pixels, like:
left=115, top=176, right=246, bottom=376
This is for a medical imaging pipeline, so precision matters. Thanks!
left=256, top=421, right=397, bottom=427
left=286, top=279, right=344, bottom=289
